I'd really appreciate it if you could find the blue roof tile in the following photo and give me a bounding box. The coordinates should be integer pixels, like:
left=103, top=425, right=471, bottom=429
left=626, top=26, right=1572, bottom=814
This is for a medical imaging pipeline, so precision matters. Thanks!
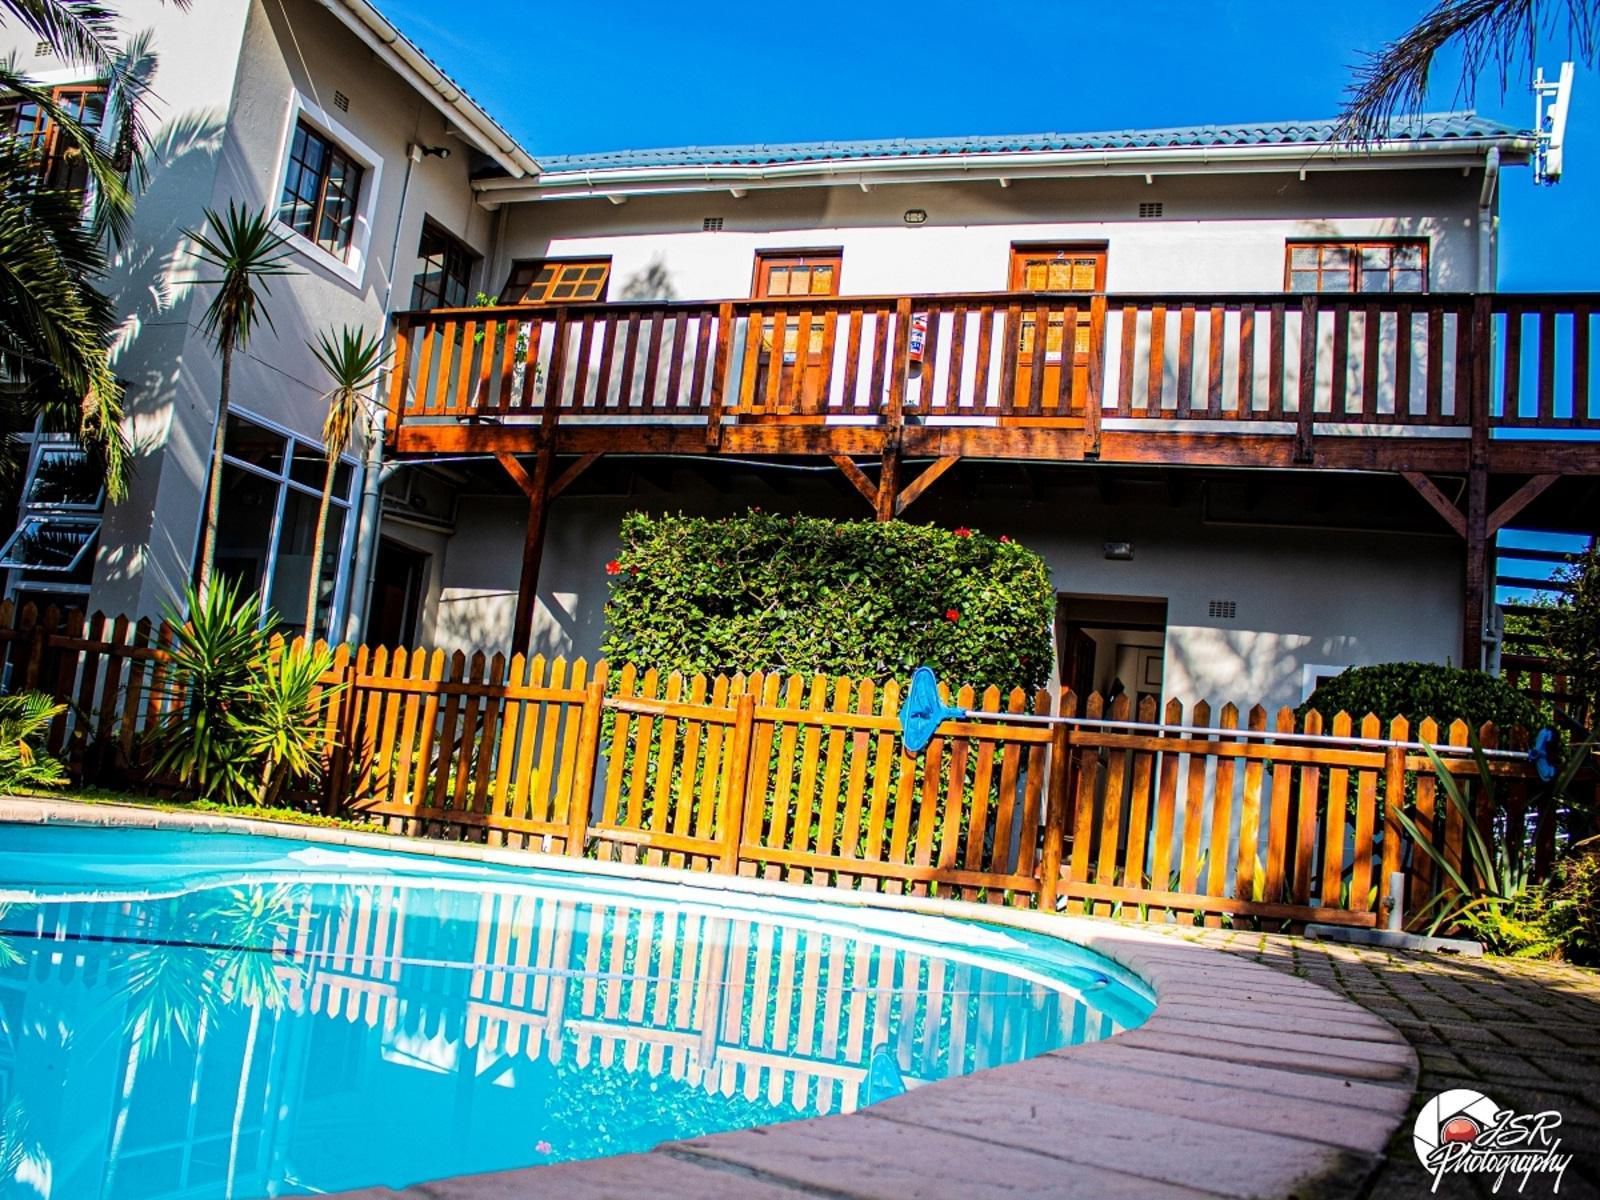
left=537, top=112, right=1529, bottom=173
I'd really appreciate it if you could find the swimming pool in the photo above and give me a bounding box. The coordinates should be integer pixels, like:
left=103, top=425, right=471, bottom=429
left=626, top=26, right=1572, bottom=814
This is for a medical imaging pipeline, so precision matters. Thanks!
left=0, top=822, right=1153, bottom=1199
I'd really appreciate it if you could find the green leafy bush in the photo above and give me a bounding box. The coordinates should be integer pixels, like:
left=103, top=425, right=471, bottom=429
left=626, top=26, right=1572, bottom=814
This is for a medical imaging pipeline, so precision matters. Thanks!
left=1540, top=544, right=1600, bottom=720
left=0, top=692, right=68, bottom=792
left=1538, top=842, right=1600, bottom=966
left=1301, top=661, right=1539, bottom=732
left=600, top=511, right=1054, bottom=692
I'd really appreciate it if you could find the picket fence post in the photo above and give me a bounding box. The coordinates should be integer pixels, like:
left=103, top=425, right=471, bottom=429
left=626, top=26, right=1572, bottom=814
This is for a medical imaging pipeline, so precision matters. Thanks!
left=563, top=679, right=606, bottom=855
left=718, top=691, right=757, bottom=874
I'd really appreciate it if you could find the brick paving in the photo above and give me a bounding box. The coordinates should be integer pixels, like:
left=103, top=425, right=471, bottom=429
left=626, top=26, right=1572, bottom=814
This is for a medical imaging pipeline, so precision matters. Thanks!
left=1175, top=929, right=1600, bottom=1199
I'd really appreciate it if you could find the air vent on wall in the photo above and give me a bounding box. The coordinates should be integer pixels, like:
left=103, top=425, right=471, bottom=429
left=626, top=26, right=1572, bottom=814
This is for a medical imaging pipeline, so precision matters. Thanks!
left=333, top=90, right=350, bottom=113
left=1139, top=201, right=1164, bottom=219
left=34, top=40, right=51, bottom=56
left=1208, top=599, right=1237, bottom=620
left=703, top=216, right=724, bottom=231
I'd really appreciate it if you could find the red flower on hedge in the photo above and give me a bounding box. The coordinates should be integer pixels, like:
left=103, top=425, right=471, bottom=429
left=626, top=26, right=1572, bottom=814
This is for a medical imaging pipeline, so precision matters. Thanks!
left=605, top=559, right=622, bottom=576
left=953, top=526, right=972, bottom=538
left=999, top=534, right=1011, bottom=544
left=945, top=608, right=961, bottom=622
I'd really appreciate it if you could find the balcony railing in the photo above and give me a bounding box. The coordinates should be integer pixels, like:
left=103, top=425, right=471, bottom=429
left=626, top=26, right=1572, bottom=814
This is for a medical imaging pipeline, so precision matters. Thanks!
left=384, top=291, right=1600, bottom=448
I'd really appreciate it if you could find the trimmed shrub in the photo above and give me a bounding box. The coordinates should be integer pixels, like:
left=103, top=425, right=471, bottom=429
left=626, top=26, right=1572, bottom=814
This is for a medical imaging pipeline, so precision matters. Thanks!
left=1538, top=842, right=1600, bottom=966
left=600, top=511, right=1054, bottom=692
left=1300, top=661, right=1540, bottom=732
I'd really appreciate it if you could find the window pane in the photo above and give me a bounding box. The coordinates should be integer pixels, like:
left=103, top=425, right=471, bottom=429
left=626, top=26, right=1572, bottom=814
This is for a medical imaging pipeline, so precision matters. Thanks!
left=267, top=488, right=342, bottom=639
left=810, top=266, right=834, bottom=295
left=288, top=445, right=353, bottom=495
left=1392, top=270, right=1425, bottom=293
left=213, top=463, right=278, bottom=604
left=0, top=517, right=96, bottom=571
left=27, top=446, right=101, bottom=507
left=1289, top=246, right=1319, bottom=269
left=1361, top=268, right=1393, bottom=293
left=1395, top=244, right=1423, bottom=269
left=224, top=415, right=286, bottom=473
left=1289, top=270, right=1321, bottom=293
left=1360, top=246, right=1392, bottom=270
left=1321, top=246, right=1351, bottom=269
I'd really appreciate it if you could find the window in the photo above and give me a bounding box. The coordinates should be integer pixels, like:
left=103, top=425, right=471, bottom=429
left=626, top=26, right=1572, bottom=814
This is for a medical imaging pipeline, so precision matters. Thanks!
left=499, top=259, right=611, bottom=304
left=278, top=119, right=366, bottom=260
left=1286, top=241, right=1427, bottom=294
left=1, top=84, right=107, bottom=192
left=410, top=222, right=476, bottom=310
left=753, top=252, right=841, bottom=299
left=0, top=439, right=104, bottom=613
left=212, top=413, right=357, bottom=640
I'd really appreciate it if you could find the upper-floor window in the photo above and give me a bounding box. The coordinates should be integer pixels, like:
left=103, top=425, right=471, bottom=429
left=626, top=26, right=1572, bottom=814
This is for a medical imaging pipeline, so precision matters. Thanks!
left=278, top=118, right=366, bottom=261
left=410, top=222, right=476, bottom=309
left=499, top=258, right=611, bottom=304
left=1, top=84, right=107, bottom=191
left=753, top=252, right=840, bottom=299
left=1286, top=240, right=1427, bottom=294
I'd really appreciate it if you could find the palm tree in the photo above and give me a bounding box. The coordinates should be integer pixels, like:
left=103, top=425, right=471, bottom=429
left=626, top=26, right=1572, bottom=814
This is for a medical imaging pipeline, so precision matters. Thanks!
left=305, top=326, right=386, bottom=638
left=185, top=202, right=296, bottom=596
left=0, top=0, right=182, bottom=499
left=1339, top=0, right=1597, bottom=142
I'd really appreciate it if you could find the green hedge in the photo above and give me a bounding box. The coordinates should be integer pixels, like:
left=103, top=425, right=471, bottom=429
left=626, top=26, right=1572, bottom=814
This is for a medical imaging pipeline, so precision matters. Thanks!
left=599, top=511, right=1054, bottom=692
left=1300, top=661, right=1540, bottom=732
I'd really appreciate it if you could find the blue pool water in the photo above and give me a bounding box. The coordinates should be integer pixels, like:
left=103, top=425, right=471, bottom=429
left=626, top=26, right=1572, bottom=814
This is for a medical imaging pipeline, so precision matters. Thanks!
left=0, top=823, right=1153, bottom=1199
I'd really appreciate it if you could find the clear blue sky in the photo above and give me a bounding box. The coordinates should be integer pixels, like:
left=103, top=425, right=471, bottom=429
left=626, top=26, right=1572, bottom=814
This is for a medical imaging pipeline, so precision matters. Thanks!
left=380, top=0, right=1596, bottom=292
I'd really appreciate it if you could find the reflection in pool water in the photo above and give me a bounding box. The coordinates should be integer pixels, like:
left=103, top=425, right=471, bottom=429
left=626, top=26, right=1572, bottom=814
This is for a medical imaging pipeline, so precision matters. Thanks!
left=0, top=824, right=1152, bottom=1198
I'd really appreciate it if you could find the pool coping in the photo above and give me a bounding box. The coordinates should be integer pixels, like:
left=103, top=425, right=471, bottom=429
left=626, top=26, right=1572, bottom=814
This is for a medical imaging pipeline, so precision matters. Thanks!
left=1, top=797, right=1419, bottom=1200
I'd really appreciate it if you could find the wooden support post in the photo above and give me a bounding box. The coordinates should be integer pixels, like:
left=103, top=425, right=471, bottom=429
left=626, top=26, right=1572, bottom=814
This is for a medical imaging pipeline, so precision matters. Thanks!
left=1487, top=473, right=1560, bottom=536
left=705, top=301, right=735, bottom=448
left=499, top=448, right=556, bottom=659
left=1462, top=464, right=1489, bottom=671
left=1039, top=721, right=1071, bottom=912
left=718, top=692, right=757, bottom=873
left=1401, top=471, right=1467, bottom=538
left=875, top=442, right=900, bottom=522
left=1084, top=295, right=1106, bottom=459
left=830, top=454, right=879, bottom=509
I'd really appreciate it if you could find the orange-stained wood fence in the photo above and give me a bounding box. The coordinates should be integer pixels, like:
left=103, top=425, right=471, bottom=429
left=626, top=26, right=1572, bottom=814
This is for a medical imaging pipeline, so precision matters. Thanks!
left=0, top=601, right=1578, bottom=932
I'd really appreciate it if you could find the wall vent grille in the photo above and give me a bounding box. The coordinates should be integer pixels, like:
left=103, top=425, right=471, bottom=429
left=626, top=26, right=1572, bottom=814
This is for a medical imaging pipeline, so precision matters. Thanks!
left=1139, top=201, right=1164, bottom=218
left=333, top=90, right=351, bottom=112
left=34, top=40, right=51, bottom=56
left=703, top=216, right=724, bottom=231
left=1208, top=599, right=1238, bottom=620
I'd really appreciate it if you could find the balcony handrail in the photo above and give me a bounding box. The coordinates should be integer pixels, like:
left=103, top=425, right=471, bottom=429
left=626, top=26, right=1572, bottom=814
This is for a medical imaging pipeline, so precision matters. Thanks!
left=391, top=289, right=1600, bottom=326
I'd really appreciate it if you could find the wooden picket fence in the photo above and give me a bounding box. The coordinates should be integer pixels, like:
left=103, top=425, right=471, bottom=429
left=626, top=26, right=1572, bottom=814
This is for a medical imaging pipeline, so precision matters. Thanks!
left=0, top=601, right=1579, bottom=931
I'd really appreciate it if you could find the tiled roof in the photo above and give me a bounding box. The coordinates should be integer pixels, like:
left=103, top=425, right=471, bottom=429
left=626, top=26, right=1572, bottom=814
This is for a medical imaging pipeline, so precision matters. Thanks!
left=537, top=112, right=1529, bottom=173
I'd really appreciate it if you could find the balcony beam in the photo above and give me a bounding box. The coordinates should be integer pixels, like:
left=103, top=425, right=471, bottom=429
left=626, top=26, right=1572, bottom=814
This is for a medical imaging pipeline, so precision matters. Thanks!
left=895, top=456, right=962, bottom=517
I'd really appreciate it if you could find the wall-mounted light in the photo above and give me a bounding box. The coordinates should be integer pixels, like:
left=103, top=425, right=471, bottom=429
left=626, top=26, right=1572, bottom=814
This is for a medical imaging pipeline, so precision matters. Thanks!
left=409, top=143, right=452, bottom=162
left=903, top=208, right=927, bottom=225
left=1104, top=542, right=1134, bottom=561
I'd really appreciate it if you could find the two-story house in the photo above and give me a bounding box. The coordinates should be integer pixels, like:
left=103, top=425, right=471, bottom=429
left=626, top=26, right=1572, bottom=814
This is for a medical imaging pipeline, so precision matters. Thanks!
left=4, top=0, right=1593, bottom=715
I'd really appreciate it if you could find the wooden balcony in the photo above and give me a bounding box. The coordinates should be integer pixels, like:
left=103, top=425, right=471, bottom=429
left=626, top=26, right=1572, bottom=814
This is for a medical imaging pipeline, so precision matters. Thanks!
left=385, top=290, right=1600, bottom=477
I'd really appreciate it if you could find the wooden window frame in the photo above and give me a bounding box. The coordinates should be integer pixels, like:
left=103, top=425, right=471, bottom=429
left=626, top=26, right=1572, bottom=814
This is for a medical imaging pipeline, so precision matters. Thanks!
left=1, top=84, right=108, bottom=191
left=1007, top=243, right=1108, bottom=293
left=750, top=250, right=844, bottom=299
left=1284, top=238, right=1429, bottom=295
left=277, top=117, right=367, bottom=261
left=499, top=257, right=612, bottom=305
left=410, top=220, right=477, bottom=310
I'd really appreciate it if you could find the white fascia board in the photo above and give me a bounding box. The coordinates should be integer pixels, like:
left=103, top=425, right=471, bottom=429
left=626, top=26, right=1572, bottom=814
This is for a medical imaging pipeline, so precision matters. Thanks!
left=473, top=135, right=1536, bottom=206
left=317, top=0, right=539, bottom=178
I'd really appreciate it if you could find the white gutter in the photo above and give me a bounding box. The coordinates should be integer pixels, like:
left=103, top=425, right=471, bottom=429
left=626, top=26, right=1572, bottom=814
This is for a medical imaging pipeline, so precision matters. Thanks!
left=1477, top=146, right=1501, bottom=291
left=318, top=0, right=539, bottom=178
left=474, top=135, right=1534, bottom=205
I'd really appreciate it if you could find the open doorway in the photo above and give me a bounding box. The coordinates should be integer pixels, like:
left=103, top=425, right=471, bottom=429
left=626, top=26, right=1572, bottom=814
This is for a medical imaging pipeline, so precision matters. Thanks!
left=368, top=537, right=428, bottom=648
left=1056, top=594, right=1168, bottom=711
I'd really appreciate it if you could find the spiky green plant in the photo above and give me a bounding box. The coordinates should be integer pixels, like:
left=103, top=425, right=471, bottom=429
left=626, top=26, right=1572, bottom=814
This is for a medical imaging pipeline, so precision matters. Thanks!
left=305, top=325, right=386, bottom=637
left=185, top=202, right=297, bottom=594
left=237, top=641, right=339, bottom=807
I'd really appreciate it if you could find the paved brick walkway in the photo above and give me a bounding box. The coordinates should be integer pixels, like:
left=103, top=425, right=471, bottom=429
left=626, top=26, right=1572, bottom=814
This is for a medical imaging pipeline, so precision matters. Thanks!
left=1172, top=929, right=1600, bottom=1199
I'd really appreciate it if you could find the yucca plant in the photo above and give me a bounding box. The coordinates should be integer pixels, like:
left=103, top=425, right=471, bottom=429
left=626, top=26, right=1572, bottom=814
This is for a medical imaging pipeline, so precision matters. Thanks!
left=305, top=325, right=386, bottom=637
left=1395, top=728, right=1596, bottom=941
left=0, top=691, right=68, bottom=791
left=238, top=640, right=338, bottom=807
left=185, top=202, right=297, bottom=594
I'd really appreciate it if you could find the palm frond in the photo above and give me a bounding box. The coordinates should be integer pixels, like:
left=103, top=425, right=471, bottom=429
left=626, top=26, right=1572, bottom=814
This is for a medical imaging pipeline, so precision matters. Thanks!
left=1337, top=0, right=1599, bottom=145
left=185, top=201, right=298, bottom=354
